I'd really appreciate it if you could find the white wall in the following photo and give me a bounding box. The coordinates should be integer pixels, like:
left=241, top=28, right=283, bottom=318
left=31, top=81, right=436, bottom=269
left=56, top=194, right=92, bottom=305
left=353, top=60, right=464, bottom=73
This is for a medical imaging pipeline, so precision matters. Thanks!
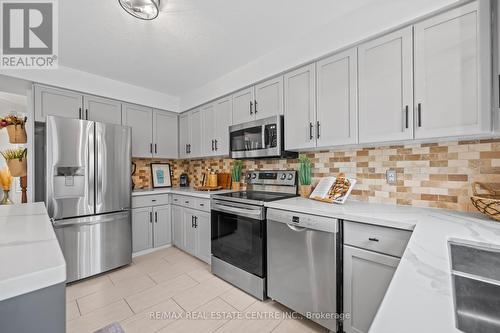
left=179, top=0, right=462, bottom=111
left=0, top=65, right=180, bottom=112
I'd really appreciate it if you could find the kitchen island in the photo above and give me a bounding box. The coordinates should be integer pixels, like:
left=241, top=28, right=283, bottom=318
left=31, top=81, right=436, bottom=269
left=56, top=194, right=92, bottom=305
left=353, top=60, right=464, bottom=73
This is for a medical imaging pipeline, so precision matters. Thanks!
left=0, top=202, right=66, bottom=333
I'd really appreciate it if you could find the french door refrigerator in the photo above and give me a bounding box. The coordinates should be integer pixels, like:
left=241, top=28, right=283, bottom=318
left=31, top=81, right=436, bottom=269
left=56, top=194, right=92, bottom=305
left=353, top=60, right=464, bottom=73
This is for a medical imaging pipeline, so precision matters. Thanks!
left=46, top=115, right=132, bottom=283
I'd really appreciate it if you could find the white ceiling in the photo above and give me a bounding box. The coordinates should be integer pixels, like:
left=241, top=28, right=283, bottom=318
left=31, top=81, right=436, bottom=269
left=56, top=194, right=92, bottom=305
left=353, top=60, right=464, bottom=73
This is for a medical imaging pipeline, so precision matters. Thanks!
left=59, top=0, right=392, bottom=97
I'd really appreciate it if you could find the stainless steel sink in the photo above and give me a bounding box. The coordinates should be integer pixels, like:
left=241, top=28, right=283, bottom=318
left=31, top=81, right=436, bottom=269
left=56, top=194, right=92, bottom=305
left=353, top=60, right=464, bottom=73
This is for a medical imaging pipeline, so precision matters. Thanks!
left=449, top=240, right=500, bottom=333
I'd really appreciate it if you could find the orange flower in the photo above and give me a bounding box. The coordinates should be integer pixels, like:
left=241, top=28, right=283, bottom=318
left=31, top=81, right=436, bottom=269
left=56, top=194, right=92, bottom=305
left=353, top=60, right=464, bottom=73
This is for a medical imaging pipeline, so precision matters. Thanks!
left=0, top=168, right=13, bottom=190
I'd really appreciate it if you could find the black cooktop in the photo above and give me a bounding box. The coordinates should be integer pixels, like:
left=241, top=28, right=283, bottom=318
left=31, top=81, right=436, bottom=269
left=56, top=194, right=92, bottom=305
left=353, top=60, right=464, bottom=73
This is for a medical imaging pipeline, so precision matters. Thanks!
left=216, top=191, right=297, bottom=203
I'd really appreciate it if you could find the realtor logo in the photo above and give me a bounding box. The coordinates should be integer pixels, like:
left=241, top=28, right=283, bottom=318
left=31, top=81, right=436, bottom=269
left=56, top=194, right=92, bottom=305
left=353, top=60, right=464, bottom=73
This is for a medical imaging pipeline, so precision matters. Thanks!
left=0, top=0, right=58, bottom=68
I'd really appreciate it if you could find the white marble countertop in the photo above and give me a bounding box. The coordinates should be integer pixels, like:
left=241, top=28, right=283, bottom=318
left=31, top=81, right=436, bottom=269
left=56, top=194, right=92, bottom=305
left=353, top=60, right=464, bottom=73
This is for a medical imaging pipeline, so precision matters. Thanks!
left=132, top=187, right=233, bottom=199
left=265, top=197, right=500, bottom=333
left=0, top=202, right=66, bottom=302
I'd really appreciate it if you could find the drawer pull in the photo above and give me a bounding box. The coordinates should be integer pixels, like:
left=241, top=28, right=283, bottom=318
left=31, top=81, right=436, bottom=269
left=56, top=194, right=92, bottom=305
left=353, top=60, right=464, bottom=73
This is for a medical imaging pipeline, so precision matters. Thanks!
left=368, top=237, right=380, bottom=242
left=185, top=201, right=189, bottom=204
left=151, top=199, right=156, bottom=202
left=199, top=203, right=204, bottom=206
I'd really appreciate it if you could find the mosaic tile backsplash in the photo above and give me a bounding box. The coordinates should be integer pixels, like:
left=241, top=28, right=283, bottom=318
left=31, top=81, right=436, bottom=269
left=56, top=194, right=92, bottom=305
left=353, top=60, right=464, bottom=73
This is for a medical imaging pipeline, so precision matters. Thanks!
left=132, top=139, right=500, bottom=212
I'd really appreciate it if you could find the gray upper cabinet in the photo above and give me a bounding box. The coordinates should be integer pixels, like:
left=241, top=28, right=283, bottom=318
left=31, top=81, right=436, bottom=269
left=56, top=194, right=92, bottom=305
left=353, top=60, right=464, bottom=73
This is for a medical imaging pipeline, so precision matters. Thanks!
left=153, top=205, right=171, bottom=247
left=83, top=95, right=122, bottom=125
left=254, top=76, right=283, bottom=120
left=35, top=85, right=83, bottom=122
left=316, top=48, right=358, bottom=147
left=343, top=245, right=399, bottom=333
left=358, top=27, right=414, bottom=144
left=123, top=103, right=154, bottom=158
left=414, top=2, right=491, bottom=139
left=179, top=113, right=190, bottom=159
left=284, top=64, right=317, bottom=150
left=201, top=103, right=216, bottom=156
left=213, top=96, right=233, bottom=156
left=153, top=110, right=178, bottom=159
left=232, top=87, right=255, bottom=124
left=189, top=108, right=202, bottom=158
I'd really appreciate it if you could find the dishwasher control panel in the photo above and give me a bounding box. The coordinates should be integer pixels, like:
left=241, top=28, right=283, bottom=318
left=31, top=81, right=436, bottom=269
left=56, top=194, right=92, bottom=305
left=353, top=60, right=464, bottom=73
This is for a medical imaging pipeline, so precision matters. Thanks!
left=267, top=209, right=338, bottom=233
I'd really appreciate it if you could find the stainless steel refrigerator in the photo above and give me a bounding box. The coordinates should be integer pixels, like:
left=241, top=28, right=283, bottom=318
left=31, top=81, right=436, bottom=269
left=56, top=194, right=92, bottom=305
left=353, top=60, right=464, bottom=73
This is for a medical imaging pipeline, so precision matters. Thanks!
left=45, top=115, right=132, bottom=283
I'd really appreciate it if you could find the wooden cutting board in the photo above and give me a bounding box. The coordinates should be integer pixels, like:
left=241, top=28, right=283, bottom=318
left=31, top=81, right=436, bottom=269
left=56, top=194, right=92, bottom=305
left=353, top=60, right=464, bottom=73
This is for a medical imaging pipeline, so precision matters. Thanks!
left=217, top=173, right=232, bottom=189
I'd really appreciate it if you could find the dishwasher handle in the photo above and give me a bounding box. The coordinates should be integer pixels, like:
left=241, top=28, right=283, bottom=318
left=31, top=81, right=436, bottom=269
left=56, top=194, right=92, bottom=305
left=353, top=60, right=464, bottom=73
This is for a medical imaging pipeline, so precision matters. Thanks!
left=287, top=223, right=307, bottom=232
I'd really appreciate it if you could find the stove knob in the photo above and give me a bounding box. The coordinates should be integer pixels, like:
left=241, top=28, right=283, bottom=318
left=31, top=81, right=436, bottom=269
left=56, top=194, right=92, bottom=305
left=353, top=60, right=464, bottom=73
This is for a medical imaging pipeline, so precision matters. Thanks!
left=287, top=173, right=294, bottom=180
left=251, top=173, right=257, bottom=179
left=280, top=173, right=286, bottom=180
left=246, top=173, right=252, bottom=179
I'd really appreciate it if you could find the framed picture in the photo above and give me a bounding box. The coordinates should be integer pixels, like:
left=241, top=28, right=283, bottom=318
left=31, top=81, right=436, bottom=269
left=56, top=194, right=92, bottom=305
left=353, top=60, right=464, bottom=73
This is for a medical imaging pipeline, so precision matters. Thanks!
left=150, top=163, right=172, bottom=188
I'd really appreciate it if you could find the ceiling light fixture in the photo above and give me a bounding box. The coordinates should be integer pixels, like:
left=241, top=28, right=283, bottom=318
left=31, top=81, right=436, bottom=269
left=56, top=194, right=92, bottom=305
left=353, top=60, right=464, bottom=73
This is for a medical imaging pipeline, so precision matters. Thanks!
left=118, top=0, right=160, bottom=20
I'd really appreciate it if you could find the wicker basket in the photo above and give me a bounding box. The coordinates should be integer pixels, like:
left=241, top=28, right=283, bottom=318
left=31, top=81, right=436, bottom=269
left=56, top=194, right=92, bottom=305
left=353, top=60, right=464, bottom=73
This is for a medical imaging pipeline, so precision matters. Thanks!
left=471, top=182, right=500, bottom=221
left=6, top=124, right=27, bottom=144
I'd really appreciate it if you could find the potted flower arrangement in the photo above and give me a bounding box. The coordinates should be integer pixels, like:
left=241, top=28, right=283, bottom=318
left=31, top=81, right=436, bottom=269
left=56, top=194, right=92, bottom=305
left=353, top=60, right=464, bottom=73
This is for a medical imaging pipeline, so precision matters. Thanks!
left=231, top=160, right=244, bottom=191
left=298, top=154, right=313, bottom=198
left=0, top=115, right=27, bottom=144
left=0, top=168, right=13, bottom=205
left=1, top=148, right=27, bottom=177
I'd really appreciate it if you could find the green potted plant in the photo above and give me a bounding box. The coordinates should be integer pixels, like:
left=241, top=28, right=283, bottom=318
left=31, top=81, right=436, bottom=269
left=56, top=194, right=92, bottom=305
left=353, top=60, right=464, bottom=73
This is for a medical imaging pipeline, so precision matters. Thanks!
left=298, top=154, right=313, bottom=198
left=231, top=160, right=244, bottom=191
left=1, top=148, right=27, bottom=177
left=0, top=115, right=27, bottom=144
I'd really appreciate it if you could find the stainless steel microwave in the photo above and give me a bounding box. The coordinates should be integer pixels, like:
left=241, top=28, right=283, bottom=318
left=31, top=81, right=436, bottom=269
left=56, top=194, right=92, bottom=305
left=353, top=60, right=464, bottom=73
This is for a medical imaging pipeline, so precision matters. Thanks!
left=229, top=115, right=297, bottom=159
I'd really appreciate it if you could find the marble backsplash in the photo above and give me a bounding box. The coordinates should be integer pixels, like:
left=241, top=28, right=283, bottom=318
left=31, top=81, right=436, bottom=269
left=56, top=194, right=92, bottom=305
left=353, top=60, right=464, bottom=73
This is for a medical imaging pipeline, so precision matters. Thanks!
left=132, top=138, right=500, bottom=212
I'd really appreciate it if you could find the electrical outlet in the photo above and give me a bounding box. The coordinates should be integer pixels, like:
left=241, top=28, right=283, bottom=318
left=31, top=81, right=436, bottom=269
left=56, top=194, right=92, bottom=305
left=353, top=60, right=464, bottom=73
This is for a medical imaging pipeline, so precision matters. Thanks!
left=386, top=169, right=397, bottom=185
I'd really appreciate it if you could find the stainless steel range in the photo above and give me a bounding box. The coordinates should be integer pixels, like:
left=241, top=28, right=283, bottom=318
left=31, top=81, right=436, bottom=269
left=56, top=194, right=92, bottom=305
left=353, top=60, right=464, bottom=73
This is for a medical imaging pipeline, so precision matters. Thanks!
left=210, top=170, right=298, bottom=300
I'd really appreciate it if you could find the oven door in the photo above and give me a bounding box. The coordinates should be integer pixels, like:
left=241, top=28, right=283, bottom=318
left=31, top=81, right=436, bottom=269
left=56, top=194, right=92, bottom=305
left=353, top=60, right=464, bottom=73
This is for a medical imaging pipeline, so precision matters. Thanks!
left=211, top=201, right=266, bottom=277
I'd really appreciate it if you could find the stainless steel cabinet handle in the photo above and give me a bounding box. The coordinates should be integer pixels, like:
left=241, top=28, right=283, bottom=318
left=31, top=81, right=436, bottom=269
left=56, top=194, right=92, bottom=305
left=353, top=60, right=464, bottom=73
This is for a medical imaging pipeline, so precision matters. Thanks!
left=211, top=140, right=214, bottom=151
left=86, top=109, right=89, bottom=120
left=250, top=101, right=253, bottom=115
left=149, top=211, right=152, bottom=223
left=191, top=216, right=195, bottom=228
left=316, top=121, right=320, bottom=139
left=155, top=211, right=158, bottom=223
left=309, top=123, right=313, bottom=140
left=417, top=103, right=422, bottom=127
left=79, top=107, right=82, bottom=119
left=404, top=105, right=409, bottom=129
left=150, top=143, right=153, bottom=154
left=254, top=100, right=258, bottom=114
left=214, top=139, right=218, bottom=151
left=154, top=144, right=157, bottom=154
left=194, top=216, right=198, bottom=228
left=368, top=237, right=379, bottom=242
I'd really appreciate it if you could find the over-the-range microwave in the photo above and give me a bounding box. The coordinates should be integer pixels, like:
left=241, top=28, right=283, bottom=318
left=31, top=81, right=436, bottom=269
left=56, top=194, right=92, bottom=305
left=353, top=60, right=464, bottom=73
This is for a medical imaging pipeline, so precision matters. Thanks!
left=229, top=115, right=298, bottom=159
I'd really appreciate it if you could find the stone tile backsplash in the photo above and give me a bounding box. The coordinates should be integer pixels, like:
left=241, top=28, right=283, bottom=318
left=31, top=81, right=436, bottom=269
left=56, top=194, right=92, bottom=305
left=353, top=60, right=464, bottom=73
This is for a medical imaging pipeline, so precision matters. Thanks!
left=132, top=139, right=500, bottom=212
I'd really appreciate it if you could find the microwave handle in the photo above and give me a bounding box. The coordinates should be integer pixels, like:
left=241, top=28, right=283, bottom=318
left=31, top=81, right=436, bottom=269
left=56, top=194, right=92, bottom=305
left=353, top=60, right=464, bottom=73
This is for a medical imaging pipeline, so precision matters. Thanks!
left=262, top=125, right=266, bottom=149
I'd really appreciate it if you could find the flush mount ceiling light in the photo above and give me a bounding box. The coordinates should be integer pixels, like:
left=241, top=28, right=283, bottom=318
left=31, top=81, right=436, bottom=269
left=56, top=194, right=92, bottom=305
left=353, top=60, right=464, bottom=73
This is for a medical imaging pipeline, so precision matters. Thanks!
left=119, top=0, right=160, bottom=20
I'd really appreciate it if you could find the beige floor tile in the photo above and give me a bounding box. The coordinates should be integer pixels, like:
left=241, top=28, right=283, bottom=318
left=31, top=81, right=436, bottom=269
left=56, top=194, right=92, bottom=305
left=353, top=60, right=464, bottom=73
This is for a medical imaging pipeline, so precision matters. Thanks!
left=77, top=274, right=156, bottom=314
left=273, top=317, right=329, bottom=333
left=219, top=287, right=258, bottom=311
left=107, top=263, right=146, bottom=284
left=66, top=275, right=113, bottom=302
left=148, top=261, right=204, bottom=284
left=66, top=300, right=133, bottom=333
left=163, top=250, right=207, bottom=266
left=120, top=299, right=184, bottom=333
left=215, top=300, right=284, bottom=333
left=66, top=301, right=80, bottom=321
left=126, top=274, right=198, bottom=313
left=185, top=265, right=213, bottom=283
left=173, top=276, right=233, bottom=311
left=158, top=297, right=236, bottom=333
left=132, top=256, right=172, bottom=274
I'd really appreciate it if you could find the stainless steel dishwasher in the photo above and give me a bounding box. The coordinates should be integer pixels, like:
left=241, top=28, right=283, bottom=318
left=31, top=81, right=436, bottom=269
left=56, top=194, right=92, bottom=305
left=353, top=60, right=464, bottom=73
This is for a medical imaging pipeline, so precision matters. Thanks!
left=267, top=208, right=341, bottom=332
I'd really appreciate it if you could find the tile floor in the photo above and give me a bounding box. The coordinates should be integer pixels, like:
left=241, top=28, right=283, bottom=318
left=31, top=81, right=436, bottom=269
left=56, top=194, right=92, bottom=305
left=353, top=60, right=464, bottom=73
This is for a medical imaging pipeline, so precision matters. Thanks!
left=66, top=246, right=328, bottom=333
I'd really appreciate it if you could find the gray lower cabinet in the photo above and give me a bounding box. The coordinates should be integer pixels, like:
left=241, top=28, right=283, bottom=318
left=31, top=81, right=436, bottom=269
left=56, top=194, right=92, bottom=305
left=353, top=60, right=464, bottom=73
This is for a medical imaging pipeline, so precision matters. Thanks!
left=131, top=204, right=172, bottom=253
left=195, top=212, right=211, bottom=263
left=172, top=205, right=184, bottom=250
left=183, top=209, right=197, bottom=255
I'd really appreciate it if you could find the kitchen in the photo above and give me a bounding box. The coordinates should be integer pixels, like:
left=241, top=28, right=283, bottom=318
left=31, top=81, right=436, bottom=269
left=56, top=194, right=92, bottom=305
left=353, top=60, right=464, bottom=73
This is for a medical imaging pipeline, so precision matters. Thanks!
left=1, top=0, right=500, bottom=333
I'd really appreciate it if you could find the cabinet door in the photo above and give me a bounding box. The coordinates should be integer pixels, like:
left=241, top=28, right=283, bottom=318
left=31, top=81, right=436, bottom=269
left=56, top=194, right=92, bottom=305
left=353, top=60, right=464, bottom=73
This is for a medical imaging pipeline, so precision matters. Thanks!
left=153, top=205, right=171, bottom=247
left=201, top=103, right=216, bottom=157
left=123, top=104, right=153, bottom=158
left=35, top=85, right=83, bottom=122
left=316, top=48, right=358, bottom=147
left=183, top=210, right=196, bottom=256
left=194, top=212, right=211, bottom=264
left=189, top=109, right=203, bottom=158
left=153, top=110, right=178, bottom=159
left=358, top=27, right=413, bottom=143
left=254, top=76, right=283, bottom=120
left=83, top=95, right=122, bottom=125
left=214, top=96, right=233, bottom=156
left=343, top=245, right=399, bottom=333
left=132, top=207, right=153, bottom=253
left=172, top=205, right=184, bottom=250
left=179, top=113, right=190, bottom=159
left=232, top=87, right=255, bottom=124
left=284, top=64, right=316, bottom=150
left=414, top=2, right=490, bottom=138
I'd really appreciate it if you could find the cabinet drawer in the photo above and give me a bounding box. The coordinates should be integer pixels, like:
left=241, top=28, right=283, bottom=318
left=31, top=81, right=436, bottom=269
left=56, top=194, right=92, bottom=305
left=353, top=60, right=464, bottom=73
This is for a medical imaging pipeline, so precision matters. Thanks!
left=132, top=194, right=170, bottom=208
left=194, top=198, right=210, bottom=212
left=172, top=195, right=195, bottom=209
left=344, top=221, right=411, bottom=258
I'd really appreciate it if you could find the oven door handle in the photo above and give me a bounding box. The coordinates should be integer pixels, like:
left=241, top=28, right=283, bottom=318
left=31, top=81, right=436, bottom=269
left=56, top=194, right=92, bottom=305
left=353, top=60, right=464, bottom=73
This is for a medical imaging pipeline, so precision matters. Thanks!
left=213, top=202, right=263, bottom=219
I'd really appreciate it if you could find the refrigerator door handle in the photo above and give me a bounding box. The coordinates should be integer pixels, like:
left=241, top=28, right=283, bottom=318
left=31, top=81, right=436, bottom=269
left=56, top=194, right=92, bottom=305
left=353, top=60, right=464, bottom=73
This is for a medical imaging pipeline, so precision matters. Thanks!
left=88, top=123, right=95, bottom=212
